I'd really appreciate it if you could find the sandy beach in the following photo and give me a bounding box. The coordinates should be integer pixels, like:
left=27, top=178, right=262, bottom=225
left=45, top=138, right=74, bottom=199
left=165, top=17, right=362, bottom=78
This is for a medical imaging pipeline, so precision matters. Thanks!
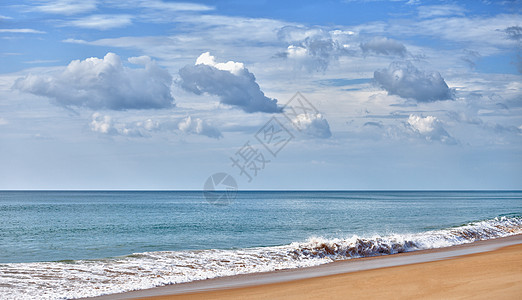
left=90, top=234, right=522, bottom=300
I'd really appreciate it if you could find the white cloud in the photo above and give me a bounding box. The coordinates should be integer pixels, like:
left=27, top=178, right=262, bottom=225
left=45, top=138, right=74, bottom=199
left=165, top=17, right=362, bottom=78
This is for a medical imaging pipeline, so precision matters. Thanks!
left=139, top=1, right=214, bottom=12
left=90, top=113, right=117, bottom=135
left=360, top=37, right=407, bottom=57
left=23, top=59, right=60, bottom=64
left=195, top=52, right=245, bottom=75
left=407, top=114, right=457, bottom=144
left=59, top=13, right=291, bottom=74
left=292, top=113, right=332, bottom=138
left=28, top=0, right=97, bottom=15
left=277, top=26, right=354, bottom=71
left=343, top=0, right=418, bottom=3
left=374, top=61, right=454, bottom=102
left=62, top=38, right=88, bottom=44
left=90, top=113, right=160, bottom=137
left=0, top=117, right=8, bottom=125
left=90, top=113, right=221, bottom=139
left=66, top=14, right=133, bottom=30
left=105, top=0, right=213, bottom=12
left=14, top=52, right=174, bottom=110
left=178, top=116, right=222, bottom=139
left=387, top=14, right=521, bottom=54
left=0, top=29, right=46, bottom=34
left=417, top=5, right=465, bottom=19
left=179, top=52, right=281, bottom=113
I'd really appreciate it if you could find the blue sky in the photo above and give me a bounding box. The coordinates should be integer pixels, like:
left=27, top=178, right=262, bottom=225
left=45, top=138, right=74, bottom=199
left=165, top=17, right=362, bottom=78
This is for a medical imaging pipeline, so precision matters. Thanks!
left=0, top=0, right=521, bottom=190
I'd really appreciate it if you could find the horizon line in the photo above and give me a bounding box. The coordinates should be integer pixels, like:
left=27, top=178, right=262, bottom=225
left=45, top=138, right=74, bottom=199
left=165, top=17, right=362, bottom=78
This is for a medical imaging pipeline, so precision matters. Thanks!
left=1, top=189, right=521, bottom=192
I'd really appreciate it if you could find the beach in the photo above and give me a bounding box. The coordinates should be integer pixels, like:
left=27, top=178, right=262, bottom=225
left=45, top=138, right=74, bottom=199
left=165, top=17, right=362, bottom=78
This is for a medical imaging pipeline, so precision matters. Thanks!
left=90, top=234, right=522, bottom=299
left=2, top=191, right=521, bottom=299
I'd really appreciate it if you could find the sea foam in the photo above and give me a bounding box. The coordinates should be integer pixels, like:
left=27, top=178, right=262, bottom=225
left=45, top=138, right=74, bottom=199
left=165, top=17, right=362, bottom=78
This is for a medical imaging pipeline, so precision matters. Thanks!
left=0, top=216, right=520, bottom=300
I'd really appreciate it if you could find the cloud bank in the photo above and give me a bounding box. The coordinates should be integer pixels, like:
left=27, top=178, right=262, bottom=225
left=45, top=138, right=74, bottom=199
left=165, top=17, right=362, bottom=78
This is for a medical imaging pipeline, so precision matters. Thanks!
left=374, top=61, right=454, bottom=102
left=179, top=52, right=280, bottom=113
left=14, top=53, right=174, bottom=110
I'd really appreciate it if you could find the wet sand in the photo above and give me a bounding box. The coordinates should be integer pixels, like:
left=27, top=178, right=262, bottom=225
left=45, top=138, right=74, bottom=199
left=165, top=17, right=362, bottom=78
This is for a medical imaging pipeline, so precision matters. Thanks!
left=90, top=234, right=522, bottom=300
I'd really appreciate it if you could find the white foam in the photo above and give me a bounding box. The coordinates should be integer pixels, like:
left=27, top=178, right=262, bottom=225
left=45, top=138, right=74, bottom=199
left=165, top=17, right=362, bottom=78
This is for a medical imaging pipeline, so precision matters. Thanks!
left=0, top=216, right=520, bottom=299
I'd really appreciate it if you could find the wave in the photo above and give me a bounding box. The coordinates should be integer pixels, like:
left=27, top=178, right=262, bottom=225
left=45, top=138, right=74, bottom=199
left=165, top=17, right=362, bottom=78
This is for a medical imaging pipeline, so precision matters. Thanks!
left=0, top=216, right=520, bottom=300
left=290, top=216, right=522, bottom=259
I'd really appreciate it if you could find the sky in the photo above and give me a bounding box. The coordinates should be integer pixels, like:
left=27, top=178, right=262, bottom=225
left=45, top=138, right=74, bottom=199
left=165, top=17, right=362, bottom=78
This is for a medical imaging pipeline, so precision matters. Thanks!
left=0, top=0, right=521, bottom=190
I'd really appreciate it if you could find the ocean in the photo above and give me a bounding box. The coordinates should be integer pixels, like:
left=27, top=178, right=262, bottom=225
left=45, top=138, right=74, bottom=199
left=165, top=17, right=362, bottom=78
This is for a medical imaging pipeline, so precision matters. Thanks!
left=0, top=190, right=521, bottom=299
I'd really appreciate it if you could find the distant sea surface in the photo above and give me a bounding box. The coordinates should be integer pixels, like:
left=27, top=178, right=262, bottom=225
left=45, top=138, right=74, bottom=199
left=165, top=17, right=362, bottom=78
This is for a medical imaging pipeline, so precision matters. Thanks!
left=1, top=191, right=521, bottom=299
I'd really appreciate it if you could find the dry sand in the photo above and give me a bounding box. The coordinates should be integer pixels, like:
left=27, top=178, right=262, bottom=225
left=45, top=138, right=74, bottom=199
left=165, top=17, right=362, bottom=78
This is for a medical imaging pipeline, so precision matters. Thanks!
left=141, top=242, right=522, bottom=299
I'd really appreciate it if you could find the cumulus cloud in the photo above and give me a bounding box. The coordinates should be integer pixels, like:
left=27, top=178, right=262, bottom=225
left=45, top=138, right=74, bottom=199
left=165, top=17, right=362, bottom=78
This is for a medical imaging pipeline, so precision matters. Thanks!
left=178, top=116, right=222, bottom=139
left=407, top=114, right=457, bottom=145
left=179, top=52, right=280, bottom=113
left=14, top=52, right=174, bottom=110
left=291, top=113, right=332, bottom=138
left=374, top=61, right=454, bottom=102
left=91, top=113, right=118, bottom=135
left=360, top=37, right=407, bottom=57
left=277, top=26, right=354, bottom=71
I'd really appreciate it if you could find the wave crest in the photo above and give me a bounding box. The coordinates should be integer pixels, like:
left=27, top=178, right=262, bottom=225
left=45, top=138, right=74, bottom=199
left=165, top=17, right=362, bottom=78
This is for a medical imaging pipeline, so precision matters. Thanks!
left=290, top=216, right=522, bottom=259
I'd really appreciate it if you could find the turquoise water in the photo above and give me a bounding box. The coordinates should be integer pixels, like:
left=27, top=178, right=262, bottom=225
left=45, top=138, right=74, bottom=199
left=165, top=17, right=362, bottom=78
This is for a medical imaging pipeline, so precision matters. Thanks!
left=1, top=191, right=521, bottom=263
left=1, top=191, right=521, bottom=299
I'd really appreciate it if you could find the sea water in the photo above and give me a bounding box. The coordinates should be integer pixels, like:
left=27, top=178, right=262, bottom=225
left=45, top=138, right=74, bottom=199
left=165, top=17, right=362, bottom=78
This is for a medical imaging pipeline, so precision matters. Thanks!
left=0, top=191, right=521, bottom=299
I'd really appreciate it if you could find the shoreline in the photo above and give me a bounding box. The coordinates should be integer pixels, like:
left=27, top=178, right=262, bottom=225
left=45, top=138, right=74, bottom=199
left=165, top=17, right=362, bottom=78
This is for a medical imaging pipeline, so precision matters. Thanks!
left=87, top=234, right=522, bottom=299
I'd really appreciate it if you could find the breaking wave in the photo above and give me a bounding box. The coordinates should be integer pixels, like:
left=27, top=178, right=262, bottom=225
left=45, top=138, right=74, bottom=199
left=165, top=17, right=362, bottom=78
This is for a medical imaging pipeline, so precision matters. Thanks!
left=0, top=216, right=520, bottom=299
left=290, top=216, right=522, bottom=259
